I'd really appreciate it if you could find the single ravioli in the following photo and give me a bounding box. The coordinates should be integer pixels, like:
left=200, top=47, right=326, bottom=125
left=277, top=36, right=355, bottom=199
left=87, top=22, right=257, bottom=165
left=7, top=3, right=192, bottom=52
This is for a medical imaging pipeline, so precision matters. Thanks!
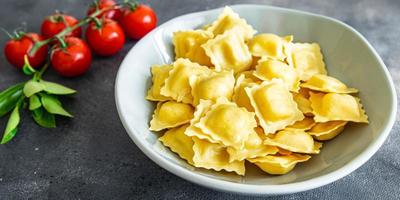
left=192, top=137, right=245, bottom=175
left=248, top=34, right=293, bottom=60
left=292, top=88, right=313, bottom=116
left=173, top=30, right=213, bottom=66
left=301, top=74, right=358, bottom=93
left=146, top=64, right=174, bottom=101
left=202, top=30, right=252, bottom=74
left=227, top=127, right=279, bottom=162
left=184, top=99, right=219, bottom=143
left=159, top=124, right=194, bottom=165
left=149, top=101, right=194, bottom=131
left=285, top=117, right=316, bottom=131
left=286, top=42, right=327, bottom=81
left=232, top=74, right=258, bottom=112
left=264, top=129, right=322, bottom=154
left=248, top=153, right=310, bottom=175
left=194, top=97, right=257, bottom=150
left=308, top=121, right=347, bottom=141
left=253, top=58, right=300, bottom=92
left=160, top=58, right=210, bottom=104
left=309, top=92, right=368, bottom=123
left=206, top=6, right=256, bottom=40
left=189, top=70, right=235, bottom=106
left=245, top=79, right=304, bottom=134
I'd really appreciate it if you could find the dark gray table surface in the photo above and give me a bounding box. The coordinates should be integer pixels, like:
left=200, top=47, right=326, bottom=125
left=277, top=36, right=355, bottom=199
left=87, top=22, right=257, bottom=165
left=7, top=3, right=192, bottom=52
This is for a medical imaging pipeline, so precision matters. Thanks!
left=0, top=0, right=399, bottom=199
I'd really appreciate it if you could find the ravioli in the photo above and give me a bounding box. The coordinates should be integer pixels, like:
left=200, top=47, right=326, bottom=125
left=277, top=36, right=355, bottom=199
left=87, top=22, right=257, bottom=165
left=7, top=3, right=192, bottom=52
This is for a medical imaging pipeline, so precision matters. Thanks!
left=202, top=30, right=253, bottom=73
left=232, top=74, right=258, bottom=112
left=227, top=128, right=279, bottom=162
left=159, top=124, right=194, bottom=165
left=253, top=58, right=300, bottom=92
left=301, top=74, right=358, bottom=93
left=173, top=30, right=213, bottom=66
left=285, top=117, right=316, bottom=131
left=146, top=65, right=174, bottom=101
left=189, top=70, right=235, bottom=105
left=206, top=6, right=256, bottom=40
left=292, top=88, right=313, bottom=116
left=192, top=137, right=245, bottom=175
left=194, top=97, right=257, bottom=149
left=248, top=153, right=311, bottom=175
left=308, top=121, right=347, bottom=141
left=286, top=43, right=327, bottom=81
left=149, top=101, right=194, bottom=131
left=248, top=34, right=292, bottom=60
left=309, top=92, right=368, bottom=123
left=245, top=79, right=304, bottom=134
left=264, top=129, right=322, bottom=154
left=160, top=58, right=210, bottom=104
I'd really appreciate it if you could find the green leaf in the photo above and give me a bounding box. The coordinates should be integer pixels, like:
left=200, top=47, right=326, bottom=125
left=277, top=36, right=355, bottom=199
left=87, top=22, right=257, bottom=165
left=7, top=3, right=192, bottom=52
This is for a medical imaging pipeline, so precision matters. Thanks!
left=22, top=55, right=36, bottom=75
left=1, top=104, right=21, bottom=144
left=41, top=81, right=76, bottom=95
left=40, top=94, right=72, bottom=117
left=29, top=94, right=41, bottom=110
left=23, top=80, right=45, bottom=97
left=32, top=107, right=56, bottom=128
left=0, top=84, right=24, bottom=117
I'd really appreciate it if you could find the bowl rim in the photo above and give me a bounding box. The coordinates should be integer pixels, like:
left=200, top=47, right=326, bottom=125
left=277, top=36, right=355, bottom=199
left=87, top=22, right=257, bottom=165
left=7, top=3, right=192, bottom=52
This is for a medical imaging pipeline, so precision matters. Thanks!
left=115, top=4, right=397, bottom=195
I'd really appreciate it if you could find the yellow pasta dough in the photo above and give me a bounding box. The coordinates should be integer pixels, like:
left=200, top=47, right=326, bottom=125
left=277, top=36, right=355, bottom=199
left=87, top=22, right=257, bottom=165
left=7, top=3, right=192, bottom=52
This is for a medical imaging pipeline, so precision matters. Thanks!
left=232, top=74, right=258, bottom=112
left=194, top=97, right=257, bottom=149
left=227, top=128, right=279, bottom=162
left=248, top=33, right=292, bottom=60
left=285, top=117, right=316, bottom=131
left=292, top=88, right=313, bottom=116
left=159, top=124, right=194, bottom=164
left=189, top=70, right=235, bottom=105
left=309, top=92, right=368, bottom=123
left=308, top=121, right=347, bottom=141
left=202, top=30, right=253, bottom=74
left=253, top=58, right=300, bottom=92
left=160, top=58, right=210, bottom=104
left=149, top=101, right=194, bottom=131
left=206, top=6, right=256, bottom=40
left=173, top=30, right=213, bottom=66
left=245, top=79, right=304, bottom=134
left=264, top=129, right=322, bottom=154
left=192, top=137, right=245, bottom=175
left=146, top=65, right=174, bottom=101
left=248, top=153, right=311, bottom=175
left=301, top=74, right=358, bottom=93
left=286, top=42, right=327, bottom=81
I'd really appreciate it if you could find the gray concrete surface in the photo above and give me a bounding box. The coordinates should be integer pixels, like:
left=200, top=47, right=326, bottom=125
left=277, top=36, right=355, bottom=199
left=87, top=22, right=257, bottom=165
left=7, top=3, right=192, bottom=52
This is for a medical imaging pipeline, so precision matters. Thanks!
left=0, top=0, right=399, bottom=199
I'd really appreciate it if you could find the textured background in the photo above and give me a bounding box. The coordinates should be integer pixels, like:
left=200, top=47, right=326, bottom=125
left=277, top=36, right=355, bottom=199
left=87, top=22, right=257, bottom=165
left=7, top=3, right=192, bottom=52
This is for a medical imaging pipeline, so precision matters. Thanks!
left=0, top=0, right=399, bottom=199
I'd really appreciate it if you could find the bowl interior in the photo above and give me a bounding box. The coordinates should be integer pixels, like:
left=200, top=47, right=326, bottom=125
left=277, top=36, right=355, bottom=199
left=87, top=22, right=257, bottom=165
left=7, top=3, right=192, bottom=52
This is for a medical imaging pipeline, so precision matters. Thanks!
left=115, top=5, right=396, bottom=190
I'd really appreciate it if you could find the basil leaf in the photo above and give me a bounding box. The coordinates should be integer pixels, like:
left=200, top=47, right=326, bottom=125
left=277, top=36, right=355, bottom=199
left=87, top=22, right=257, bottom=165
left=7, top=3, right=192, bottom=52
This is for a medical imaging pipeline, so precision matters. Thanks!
left=40, top=94, right=72, bottom=117
left=32, top=107, right=56, bottom=128
left=41, top=81, right=76, bottom=95
left=23, top=80, right=45, bottom=97
left=1, top=104, right=21, bottom=144
left=29, top=94, right=41, bottom=110
left=0, top=85, right=24, bottom=117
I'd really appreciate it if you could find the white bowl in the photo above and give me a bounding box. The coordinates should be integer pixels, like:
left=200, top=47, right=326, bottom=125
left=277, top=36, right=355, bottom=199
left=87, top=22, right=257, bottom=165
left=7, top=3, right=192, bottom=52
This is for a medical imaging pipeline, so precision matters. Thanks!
left=115, top=4, right=397, bottom=195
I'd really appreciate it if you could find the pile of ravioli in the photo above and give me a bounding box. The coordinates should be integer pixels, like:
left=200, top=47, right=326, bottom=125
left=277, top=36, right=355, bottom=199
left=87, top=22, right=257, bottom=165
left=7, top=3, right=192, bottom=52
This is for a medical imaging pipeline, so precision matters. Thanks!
left=146, top=7, right=368, bottom=176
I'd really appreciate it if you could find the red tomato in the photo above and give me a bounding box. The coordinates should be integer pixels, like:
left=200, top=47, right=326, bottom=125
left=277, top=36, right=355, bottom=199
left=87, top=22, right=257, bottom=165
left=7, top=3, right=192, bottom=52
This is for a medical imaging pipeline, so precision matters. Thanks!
left=85, top=19, right=125, bottom=56
left=41, top=14, right=82, bottom=39
left=50, top=37, right=92, bottom=77
left=4, top=33, right=49, bottom=68
left=87, top=0, right=122, bottom=21
left=121, top=4, right=157, bottom=39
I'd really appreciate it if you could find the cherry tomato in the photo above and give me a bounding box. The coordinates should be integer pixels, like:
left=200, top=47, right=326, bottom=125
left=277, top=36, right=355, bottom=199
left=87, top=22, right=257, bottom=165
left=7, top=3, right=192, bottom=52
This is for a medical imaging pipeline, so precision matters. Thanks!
left=41, top=14, right=82, bottom=39
left=87, top=0, right=122, bottom=21
left=85, top=19, right=125, bottom=56
left=121, top=4, right=157, bottom=39
left=50, top=37, right=92, bottom=77
left=4, top=33, right=49, bottom=69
